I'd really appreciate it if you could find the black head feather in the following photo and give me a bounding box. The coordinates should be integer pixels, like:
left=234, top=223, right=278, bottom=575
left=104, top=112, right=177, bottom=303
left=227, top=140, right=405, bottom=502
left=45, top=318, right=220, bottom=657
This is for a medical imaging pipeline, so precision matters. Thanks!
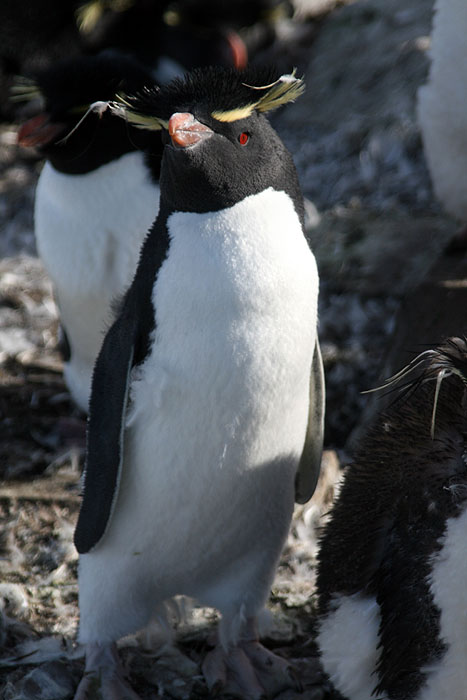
left=429, top=336, right=467, bottom=381
left=20, top=50, right=155, bottom=120
left=369, top=337, right=467, bottom=397
left=15, top=50, right=162, bottom=176
left=365, top=336, right=467, bottom=439
left=115, top=65, right=304, bottom=129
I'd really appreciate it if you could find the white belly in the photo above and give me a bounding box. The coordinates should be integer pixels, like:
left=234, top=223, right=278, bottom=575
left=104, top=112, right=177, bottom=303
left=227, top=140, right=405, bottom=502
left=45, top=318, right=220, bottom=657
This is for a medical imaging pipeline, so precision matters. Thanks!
left=79, top=188, right=319, bottom=641
left=317, top=594, right=382, bottom=700
left=420, top=506, right=467, bottom=700
left=35, top=153, right=159, bottom=410
left=418, top=0, right=467, bottom=221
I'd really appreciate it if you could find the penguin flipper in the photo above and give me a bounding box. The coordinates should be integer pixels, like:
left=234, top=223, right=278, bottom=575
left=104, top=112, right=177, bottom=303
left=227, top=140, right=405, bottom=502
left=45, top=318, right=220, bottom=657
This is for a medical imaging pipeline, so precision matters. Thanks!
left=74, top=313, right=136, bottom=554
left=294, top=338, right=325, bottom=504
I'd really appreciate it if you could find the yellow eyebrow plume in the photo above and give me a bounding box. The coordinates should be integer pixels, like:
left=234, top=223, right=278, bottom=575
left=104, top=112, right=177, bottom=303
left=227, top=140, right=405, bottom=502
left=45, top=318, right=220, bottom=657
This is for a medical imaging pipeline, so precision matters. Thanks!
left=10, top=78, right=42, bottom=103
left=211, top=71, right=304, bottom=122
left=211, top=105, right=256, bottom=122
left=112, top=70, right=305, bottom=131
left=109, top=94, right=169, bottom=130
left=253, top=71, right=305, bottom=113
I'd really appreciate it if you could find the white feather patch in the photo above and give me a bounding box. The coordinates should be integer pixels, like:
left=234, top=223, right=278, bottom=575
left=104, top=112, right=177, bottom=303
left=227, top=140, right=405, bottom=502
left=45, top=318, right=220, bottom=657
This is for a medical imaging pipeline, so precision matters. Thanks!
left=419, top=506, right=467, bottom=699
left=317, top=594, right=383, bottom=700
left=35, top=151, right=159, bottom=410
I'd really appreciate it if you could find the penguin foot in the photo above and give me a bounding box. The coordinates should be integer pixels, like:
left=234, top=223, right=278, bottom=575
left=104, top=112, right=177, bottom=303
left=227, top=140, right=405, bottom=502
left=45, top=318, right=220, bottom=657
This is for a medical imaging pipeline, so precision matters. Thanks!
left=74, top=642, right=140, bottom=700
left=202, top=625, right=296, bottom=699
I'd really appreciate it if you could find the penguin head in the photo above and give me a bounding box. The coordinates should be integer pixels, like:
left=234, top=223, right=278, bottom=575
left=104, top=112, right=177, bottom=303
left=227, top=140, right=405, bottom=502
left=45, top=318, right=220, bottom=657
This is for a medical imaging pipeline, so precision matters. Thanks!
left=369, top=336, right=467, bottom=440
left=112, top=66, right=305, bottom=213
left=14, top=51, right=161, bottom=174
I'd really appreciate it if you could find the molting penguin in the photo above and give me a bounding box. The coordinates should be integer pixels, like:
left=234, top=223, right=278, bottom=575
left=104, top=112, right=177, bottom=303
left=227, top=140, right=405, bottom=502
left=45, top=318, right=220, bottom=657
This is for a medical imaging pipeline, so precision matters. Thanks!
left=73, top=66, right=324, bottom=700
left=16, top=51, right=162, bottom=412
left=316, top=337, right=467, bottom=700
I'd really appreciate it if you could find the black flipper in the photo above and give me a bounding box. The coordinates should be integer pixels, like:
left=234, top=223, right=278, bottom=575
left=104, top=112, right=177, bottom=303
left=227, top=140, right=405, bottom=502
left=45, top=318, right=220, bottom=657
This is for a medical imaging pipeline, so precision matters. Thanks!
left=294, top=337, right=325, bottom=504
left=73, top=212, right=170, bottom=555
left=74, top=309, right=137, bottom=554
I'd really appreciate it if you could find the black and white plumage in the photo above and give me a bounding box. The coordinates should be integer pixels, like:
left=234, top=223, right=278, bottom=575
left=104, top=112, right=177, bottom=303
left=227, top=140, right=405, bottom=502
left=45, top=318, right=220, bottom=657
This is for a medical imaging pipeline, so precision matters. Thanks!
left=316, top=337, right=467, bottom=700
left=16, top=51, right=162, bottom=412
left=73, top=65, right=324, bottom=700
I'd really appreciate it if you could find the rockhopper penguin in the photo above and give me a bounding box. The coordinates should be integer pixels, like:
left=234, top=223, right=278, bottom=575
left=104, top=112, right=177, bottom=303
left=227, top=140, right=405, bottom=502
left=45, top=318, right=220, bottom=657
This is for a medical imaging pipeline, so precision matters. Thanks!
left=16, top=51, right=162, bottom=412
left=316, top=337, right=467, bottom=700
left=73, top=66, right=324, bottom=699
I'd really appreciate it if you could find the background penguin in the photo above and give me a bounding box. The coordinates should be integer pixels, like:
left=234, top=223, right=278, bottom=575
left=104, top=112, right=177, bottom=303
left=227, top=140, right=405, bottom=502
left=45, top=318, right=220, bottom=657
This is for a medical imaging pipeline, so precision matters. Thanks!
left=76, top=0, right=249, bottom=75
left=75, top=0, right=293, bottom=77
left=72, top=66, right=324, bottom=700
left=0, top=0, right=288, bottom=120
left=417, top=0, right=467, bottom=225
left=16, top=51, right=163, bottom=412
left=316, top=337, right=467, bottom=700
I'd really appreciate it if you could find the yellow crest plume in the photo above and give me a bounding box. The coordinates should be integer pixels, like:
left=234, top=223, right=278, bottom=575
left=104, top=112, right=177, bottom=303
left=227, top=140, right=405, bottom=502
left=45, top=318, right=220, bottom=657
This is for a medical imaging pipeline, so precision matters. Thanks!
left=109, top=92, right=169, bottom=130
left=212, top=70, right=304, bottom=122
left=110, top=67, right=305, bottom=131
left=76, top=0, right=134, bottom=34
left=10, top=77, right=43, bottom=103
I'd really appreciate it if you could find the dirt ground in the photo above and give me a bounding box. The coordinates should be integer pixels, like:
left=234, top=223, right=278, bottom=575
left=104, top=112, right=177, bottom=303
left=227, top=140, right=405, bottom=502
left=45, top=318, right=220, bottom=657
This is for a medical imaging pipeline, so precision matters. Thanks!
left=0, top=0, right=458, bottom=697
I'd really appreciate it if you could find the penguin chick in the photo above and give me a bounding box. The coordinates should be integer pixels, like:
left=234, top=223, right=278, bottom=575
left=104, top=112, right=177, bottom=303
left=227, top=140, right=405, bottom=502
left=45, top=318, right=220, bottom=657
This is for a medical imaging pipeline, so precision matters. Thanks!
left=316, top=337, right=467, bottom=700
left=73, top=65, right=324, bottom=700
left=417, top=0, right=467, bottom=223
left=16, top=51, right=163, bottom=412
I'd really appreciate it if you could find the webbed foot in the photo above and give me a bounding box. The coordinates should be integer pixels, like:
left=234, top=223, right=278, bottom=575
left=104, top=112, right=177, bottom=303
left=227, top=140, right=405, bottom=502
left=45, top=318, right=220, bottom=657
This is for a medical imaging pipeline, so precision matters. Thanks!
left=202, top=617, right=297, bottom=699
left=74, top=643, right=140, bottom=700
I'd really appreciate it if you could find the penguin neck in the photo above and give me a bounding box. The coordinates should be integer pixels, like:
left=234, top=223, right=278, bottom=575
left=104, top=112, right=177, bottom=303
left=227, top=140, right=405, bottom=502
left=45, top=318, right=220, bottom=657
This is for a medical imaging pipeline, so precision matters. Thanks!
left=157, top=186, right=303, bottom=225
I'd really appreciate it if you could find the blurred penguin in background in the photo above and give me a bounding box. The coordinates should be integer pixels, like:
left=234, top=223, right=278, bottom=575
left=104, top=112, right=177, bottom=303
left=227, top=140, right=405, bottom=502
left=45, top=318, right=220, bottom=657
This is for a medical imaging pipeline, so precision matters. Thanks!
left=418, top=0, right=467, bottom=227
left=2, top=0, right=293, bottom=119
left=16, top=52, right=162, bottom=412
left=316, top=337, right=467, bottom=700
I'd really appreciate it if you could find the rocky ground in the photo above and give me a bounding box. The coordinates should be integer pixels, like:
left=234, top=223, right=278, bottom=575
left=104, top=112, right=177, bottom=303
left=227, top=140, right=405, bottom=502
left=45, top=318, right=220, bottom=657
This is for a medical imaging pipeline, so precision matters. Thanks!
left=0, top=0, right=460, bottom=697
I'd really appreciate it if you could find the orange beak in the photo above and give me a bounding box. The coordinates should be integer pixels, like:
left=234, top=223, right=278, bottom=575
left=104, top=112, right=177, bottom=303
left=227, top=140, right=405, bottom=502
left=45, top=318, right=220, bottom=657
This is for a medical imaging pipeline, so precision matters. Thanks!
left=168, top=113, right=213, bottom=148
left=17, top=113, right=66, bottom=148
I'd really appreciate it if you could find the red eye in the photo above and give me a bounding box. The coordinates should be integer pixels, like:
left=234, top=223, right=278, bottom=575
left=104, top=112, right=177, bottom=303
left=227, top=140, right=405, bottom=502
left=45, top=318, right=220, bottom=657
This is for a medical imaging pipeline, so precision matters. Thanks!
left=238, top=132, right=249, bottom=145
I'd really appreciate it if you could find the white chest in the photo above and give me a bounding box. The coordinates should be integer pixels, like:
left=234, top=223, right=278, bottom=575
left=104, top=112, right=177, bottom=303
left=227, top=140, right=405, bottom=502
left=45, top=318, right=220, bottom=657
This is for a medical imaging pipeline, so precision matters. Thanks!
left=89, top=188, right=320, bottom=608
left=127, top=188, right=319, bottom=500
left=35, top=152, right=159, bottom=295
left=34, top=152, right=159, bottom=410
